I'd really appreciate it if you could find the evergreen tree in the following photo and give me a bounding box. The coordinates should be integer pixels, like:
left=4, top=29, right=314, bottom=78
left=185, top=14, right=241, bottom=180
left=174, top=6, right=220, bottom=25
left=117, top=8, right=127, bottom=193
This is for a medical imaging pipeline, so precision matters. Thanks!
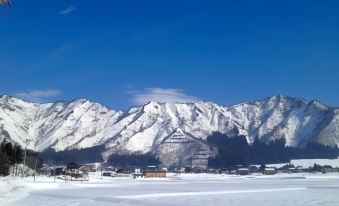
left=259, top=164, right=266, bottom=173
left=5, top=142, right=14, bottom=165
left=0, top=139, right=11, bottom=176
left=0, top=138, right=7, bottom=154
left=14, top=145, right=23, bottom=164
left=0, top=151, right=10, bottom=176
left=13, top=145, right=23, bottom=176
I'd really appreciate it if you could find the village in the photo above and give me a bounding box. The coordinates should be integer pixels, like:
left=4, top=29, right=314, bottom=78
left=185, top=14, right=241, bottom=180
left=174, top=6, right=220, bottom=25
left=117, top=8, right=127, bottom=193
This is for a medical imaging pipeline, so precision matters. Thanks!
left=24, top=157, right=339, bottom=182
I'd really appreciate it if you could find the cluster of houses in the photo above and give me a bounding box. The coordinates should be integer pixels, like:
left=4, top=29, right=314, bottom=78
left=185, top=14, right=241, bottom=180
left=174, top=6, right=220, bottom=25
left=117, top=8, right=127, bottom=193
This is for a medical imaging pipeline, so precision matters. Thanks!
left=214, top=165, right=277, bottom=176
left=38, top=162, right=102, bottom=181
left=38, top=163, right=169, bottom=180
left=217, top=163, right=339, bottom=176
left=35, top=161, right=339, bottom=181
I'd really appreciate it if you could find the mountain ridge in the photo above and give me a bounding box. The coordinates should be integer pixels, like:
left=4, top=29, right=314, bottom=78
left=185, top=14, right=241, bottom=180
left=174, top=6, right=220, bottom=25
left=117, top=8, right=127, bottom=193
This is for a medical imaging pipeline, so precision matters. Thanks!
left=0, top=94, right=338, bottom=167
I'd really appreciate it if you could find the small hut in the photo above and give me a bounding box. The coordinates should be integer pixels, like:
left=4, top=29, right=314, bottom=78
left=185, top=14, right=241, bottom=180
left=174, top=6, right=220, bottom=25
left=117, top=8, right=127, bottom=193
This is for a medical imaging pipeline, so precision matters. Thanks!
left=236, top=168, right=250, bottom=175
left=143, top=170, right=166, bottom=178
left=142, top=166, right=167, bottom=178
left=264, top=168, right=277, bottom=175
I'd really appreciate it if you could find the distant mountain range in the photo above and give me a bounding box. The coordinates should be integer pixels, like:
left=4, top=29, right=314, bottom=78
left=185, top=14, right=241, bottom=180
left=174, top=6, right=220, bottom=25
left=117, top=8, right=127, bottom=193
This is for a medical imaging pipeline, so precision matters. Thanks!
left=0, top=95, right=338, bottom=167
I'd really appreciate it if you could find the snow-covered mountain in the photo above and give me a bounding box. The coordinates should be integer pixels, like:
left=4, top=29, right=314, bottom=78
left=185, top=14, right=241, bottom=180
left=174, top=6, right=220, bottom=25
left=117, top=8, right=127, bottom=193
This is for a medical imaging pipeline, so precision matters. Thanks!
left=0, top=95, right=338, bottom=167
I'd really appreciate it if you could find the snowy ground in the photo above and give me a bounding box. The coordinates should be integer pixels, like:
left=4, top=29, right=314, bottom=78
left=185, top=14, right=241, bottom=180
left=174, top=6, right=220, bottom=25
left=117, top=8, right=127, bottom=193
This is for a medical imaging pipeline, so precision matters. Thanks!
left=3, top=173, right=339, bottom=206
left=0, top=177, right=28, bottom=205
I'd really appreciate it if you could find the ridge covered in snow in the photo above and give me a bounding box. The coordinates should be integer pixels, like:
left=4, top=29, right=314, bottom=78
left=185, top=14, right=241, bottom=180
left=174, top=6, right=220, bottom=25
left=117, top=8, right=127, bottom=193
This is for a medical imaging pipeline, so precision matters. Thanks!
left=0, top=94, right=338, bottom=166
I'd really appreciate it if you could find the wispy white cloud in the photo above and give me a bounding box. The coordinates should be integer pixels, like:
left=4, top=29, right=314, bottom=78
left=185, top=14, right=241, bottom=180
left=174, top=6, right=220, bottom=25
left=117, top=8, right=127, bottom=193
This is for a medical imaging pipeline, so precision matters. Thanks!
left=129, top=87, right=200, bottom=105
left=58, top=6, right=76, bottom=15
left=49, top=42, right=77, bottom=59
left=126, top=83, right=135, bottom=91
left=14, top=89, right=62, bottom=103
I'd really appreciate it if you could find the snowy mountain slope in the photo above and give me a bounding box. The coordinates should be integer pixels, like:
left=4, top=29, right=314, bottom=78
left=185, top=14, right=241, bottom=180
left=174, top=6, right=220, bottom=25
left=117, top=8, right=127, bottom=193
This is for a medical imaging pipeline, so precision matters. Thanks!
left=316, top=108, right=339, bottom=146
left=0, top=95, right=123, bottom=151
left=0, top=94, right=338, bottom=166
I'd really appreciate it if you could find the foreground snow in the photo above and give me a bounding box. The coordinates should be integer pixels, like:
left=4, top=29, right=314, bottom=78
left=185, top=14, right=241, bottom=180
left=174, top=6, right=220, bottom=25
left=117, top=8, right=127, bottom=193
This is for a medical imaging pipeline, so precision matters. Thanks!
left=0, top=177, right=28, bottom=205
left=3, top=173, right=339, bottom=206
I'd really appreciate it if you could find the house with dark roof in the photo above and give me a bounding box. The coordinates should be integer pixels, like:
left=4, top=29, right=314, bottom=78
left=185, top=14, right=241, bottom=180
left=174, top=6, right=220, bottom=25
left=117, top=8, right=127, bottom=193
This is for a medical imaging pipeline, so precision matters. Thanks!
left=65, top=162, right=89, bottom=181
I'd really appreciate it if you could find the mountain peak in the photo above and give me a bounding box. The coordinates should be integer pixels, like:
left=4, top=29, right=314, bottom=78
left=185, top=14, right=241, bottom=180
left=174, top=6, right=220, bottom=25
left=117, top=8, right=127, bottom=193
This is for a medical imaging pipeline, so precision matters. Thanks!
left=266, top=95, right=306, bottom=102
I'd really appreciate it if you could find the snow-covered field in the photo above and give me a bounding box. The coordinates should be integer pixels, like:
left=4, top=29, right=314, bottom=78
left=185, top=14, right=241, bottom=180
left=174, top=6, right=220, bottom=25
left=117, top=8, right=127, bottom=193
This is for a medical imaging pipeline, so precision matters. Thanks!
left=2, top=173, right=339, bottom=206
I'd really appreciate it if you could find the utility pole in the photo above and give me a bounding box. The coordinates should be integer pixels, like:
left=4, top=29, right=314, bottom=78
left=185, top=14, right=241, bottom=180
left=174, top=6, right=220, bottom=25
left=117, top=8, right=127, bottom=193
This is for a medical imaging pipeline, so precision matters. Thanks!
left=33, top=153, right=38, bottom=182
left=21, top=139, right=30, bottom=179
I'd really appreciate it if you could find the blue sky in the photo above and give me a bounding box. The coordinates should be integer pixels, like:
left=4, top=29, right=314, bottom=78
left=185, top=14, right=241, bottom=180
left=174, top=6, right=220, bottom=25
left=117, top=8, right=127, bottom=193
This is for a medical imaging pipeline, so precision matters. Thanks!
left=0, top=0, right=338, bottom=109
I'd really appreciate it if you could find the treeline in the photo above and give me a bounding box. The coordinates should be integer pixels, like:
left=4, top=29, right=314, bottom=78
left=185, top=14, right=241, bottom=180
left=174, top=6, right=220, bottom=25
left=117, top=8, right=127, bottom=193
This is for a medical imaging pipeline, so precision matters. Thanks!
left=208, top=132, right=339, bottom=168
left=40, top=146, right=161, bottom=168
left=107, top=154, right=160, bottom=168
left=40, top=145, right=105, bottom=165
left=40, top=146, right=160, bottom=168
left=0, top=139, right=23, bottom=176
